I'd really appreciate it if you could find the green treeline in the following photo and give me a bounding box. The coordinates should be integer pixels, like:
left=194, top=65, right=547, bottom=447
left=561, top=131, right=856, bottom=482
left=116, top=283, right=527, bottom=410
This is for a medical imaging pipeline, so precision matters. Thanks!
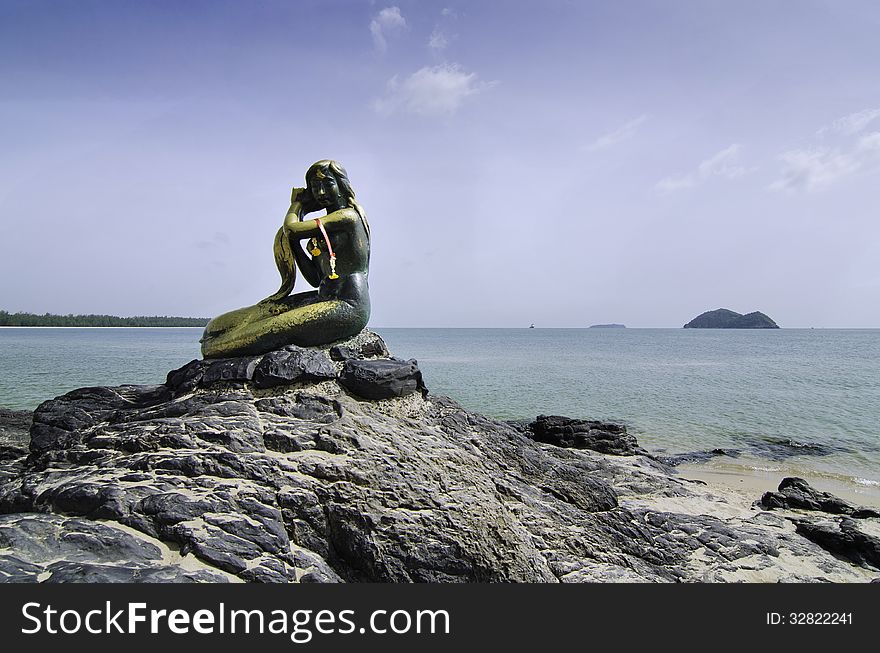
left=0, top=311, right=209, bottom=327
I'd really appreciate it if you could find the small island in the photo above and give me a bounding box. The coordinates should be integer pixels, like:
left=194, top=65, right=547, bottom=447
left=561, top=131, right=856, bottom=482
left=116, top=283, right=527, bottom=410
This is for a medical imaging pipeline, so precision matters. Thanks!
left=683, top=308, right=779, bottom=329
left=589, top=324, right=626, bottom=329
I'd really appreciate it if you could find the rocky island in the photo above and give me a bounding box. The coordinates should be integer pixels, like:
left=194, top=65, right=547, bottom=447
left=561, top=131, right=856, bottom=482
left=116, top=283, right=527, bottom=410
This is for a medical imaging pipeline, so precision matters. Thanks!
left=684, top=308, right=779, bottom=329
left=0, top=329, right=877, bottom=583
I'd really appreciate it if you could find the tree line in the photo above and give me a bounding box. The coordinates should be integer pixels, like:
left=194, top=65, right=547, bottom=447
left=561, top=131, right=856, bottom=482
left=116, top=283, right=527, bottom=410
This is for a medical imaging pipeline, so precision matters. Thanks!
left=0, top=311, right=209, bottom=327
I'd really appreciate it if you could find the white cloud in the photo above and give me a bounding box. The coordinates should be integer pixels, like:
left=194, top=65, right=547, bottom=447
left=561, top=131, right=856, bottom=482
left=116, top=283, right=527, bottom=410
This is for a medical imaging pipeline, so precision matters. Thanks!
left=858, top=131, right=880, bottom=152
left=770, top=134, right=880, bottom=192
left=370, top=6, right=406, bottom=53
left=585, top=115, right=648, bottom=151
left=373, top=64, right=494, bottom=117
left=656, top=144, right=748, bottom=193
left=769, top=148, right=859, bottom=192
left=771, top=108, right=880, bottom=192
left=697, top=144, right=748, bottom=178
left=428, top=28, right=449, bottom=51
left=817, top=108, right=880, bottom=137
left=655, top=175, right=696, bottom=193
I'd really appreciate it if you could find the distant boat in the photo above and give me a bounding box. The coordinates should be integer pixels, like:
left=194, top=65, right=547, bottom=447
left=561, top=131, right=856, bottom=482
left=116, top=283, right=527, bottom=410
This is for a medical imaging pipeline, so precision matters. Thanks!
left=529, top=324, right=535, bottom=328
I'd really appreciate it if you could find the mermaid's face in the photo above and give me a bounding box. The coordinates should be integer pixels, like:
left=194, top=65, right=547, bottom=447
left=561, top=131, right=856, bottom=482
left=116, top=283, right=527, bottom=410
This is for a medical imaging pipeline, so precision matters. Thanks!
left=308, top=171, right=345, bottom=211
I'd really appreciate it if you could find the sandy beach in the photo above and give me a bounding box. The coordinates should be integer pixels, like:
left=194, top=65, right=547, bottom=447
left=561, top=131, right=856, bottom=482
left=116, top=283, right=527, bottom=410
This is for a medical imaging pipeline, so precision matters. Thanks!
left=679, top=457, right=880, bottom=510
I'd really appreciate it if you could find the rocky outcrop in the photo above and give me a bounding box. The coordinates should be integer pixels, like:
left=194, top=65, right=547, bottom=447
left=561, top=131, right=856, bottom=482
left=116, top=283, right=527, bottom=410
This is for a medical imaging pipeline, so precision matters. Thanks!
left=338, top=358, right=425, bottom=400
left=760, top=477, right=880, bottom=518
left=656, top=437, right=844, bottom=466
left=0, top=513, right=231, bottom=583
left=793, top=519, right=880, bottom=570
left=683, top=309, right=779, bottom=329
left=655, top=448, right=741, bottom=467
left=524, top=415, right=648, bottom=456
left=0, top=330, right=876, bottom=582
left=757, top=478, right=880, bottom=571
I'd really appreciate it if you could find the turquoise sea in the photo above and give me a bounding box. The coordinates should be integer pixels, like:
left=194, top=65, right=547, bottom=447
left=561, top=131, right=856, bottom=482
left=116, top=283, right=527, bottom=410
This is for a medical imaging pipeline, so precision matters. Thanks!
left=1, top=327, right=878, bottom=495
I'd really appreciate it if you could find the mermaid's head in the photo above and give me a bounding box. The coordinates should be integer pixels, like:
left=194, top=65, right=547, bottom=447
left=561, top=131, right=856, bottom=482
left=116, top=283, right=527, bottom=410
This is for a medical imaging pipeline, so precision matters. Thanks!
left=306, top=160, right=356, bottom=209
left=305, top=160, right=369, bottom=238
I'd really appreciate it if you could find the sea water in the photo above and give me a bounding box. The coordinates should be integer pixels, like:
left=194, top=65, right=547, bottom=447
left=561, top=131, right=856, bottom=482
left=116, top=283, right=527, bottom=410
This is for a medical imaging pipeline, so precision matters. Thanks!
left=1, top=327, right=878, bottom=491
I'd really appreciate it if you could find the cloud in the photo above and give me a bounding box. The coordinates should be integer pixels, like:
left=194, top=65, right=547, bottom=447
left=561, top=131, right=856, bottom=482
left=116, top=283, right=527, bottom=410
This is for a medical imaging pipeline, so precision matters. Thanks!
left=769, top=149, right=857, bottom=191
left=370, top=6, right=406, bottom=53
left=428, top=28, right=449, bottom=51
left=771, top=109, right=880, bottom=192
left=656, top=144, right=748, bottom=193
left=428, top=7, right=457, bottom=53
left=817, top=108, right=880, bottom=137
left=586, top=115, right=648, bottom=151
left=770, top=133, right=880, bottom=192
left=859, top=131, right=880, bottom=152
left=372, top=64, right=494, bottom=117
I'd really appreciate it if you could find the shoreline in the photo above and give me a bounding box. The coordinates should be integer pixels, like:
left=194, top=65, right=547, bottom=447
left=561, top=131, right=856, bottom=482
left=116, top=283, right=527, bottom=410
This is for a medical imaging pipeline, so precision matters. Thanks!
left=678, top=459, right=880, bottom=510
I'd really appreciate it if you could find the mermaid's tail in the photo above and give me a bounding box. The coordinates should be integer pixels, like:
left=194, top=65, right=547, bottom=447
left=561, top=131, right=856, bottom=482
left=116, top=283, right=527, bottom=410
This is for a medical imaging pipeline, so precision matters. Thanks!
left=200, top=292, right=370, bottom=358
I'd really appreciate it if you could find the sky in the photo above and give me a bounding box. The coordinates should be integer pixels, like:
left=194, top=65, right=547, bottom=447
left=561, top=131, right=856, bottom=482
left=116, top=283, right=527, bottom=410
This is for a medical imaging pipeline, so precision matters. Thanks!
left=1, top=0, right=879, bottom=328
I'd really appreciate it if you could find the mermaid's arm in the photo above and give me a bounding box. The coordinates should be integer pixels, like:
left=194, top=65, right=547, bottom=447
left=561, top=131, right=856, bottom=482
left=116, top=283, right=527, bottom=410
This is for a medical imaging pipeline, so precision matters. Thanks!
left=282, top=189, right=323, bottom=287
left=262, top=188, right=323, bottom=301
left=292, top=238, right=321, bottom=287
left=285, top=210, right=356, bottom=238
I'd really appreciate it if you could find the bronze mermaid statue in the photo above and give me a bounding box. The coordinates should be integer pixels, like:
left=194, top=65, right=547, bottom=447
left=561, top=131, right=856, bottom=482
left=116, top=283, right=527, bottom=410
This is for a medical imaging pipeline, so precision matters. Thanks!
left=200, top=160, right=370, bottom=358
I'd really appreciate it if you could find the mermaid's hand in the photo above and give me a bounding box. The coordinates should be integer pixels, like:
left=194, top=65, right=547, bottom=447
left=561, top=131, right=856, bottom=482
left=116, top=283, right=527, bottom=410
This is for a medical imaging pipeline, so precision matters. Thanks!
left=294, top=187, right=319, bottom=216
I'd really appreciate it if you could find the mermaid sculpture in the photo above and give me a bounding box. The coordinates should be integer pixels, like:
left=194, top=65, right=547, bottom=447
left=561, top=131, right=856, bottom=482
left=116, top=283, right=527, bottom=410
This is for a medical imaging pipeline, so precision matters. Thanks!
left=200, top=160, right=371, bottom=358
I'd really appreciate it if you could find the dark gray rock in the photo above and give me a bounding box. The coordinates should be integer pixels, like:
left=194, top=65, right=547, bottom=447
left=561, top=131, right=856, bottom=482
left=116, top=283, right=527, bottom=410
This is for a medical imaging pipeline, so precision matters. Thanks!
left=0, top=514, right=229, bottom=583
left=539, top=462, right=618, bottom=512
left=255, top=394, right=342, bottom=422
left=655, top=448, right=741, bottom=466
left=200, top=356, right=261, bottom=387
left=749, top=437, right=840, bottom=460
left=527, top=415, right=648, bottom=456
left=253, top=346, right=336, bottom=388
left=759, top=477, right=880, bottom=518
left=165, top=359, right=211, bottom=394
left=338, top=358, right=425, bottom=400
left=29, top=385, right=171, bottom=455
left=794, top=519, right=880, bottom=570
left=329, top=335, right=390, bottom=361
